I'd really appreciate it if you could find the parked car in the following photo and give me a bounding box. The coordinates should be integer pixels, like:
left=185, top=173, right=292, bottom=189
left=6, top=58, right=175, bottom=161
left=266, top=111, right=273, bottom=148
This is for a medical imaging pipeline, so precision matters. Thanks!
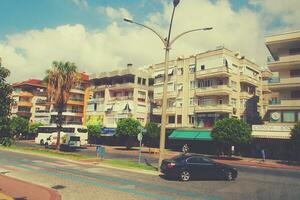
left=160, top=154, right=238, bottom=181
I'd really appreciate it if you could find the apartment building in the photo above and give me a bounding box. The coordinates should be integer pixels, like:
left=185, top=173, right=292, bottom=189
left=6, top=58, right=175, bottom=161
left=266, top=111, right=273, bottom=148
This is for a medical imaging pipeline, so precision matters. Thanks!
left=152, top=47, right=264, bottom=130
left=12, top=79, right=50, bottom=124
left=49, top=73, right=89, bottom=125
left=87, top=64, right=154, bottom=134
left=265, top=30, right=300, bottom=125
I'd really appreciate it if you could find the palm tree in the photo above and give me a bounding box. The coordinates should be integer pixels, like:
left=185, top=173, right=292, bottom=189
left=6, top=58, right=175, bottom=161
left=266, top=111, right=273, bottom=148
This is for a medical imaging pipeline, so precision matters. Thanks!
left=46, top=61, right=80, bottom=149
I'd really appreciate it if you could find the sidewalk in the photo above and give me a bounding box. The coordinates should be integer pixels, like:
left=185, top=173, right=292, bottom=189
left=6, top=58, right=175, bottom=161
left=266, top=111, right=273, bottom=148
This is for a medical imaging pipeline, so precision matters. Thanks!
left=88, top=145, right=300, bottom=171
left=0, top=175, right=61, bottom=200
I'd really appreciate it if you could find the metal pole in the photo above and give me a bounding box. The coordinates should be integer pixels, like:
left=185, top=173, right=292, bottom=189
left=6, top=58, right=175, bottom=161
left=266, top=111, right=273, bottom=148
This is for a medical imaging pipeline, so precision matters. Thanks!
left=158, top=48, right=170, bottom=170
left=138, top=138, right=142, bottom=164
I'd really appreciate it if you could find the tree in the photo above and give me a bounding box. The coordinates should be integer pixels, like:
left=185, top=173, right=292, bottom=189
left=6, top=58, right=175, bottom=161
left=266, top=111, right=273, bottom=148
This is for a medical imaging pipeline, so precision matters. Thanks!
left=87, top=124, right=102, bottom=144
left=10, top=116, right=29, bottom=138
left=144, top=122, right=160, bottom=147
left=28, top=122, right=43, bottom=139
left=290, top=122, right=300, bottom=160
left=0, top=59, right=12, bottom=142
left=116, top=118, right=141, bottom=149
left=46, top=61, right=80, bottom=149
left=211, top=118, right=251, bottom=156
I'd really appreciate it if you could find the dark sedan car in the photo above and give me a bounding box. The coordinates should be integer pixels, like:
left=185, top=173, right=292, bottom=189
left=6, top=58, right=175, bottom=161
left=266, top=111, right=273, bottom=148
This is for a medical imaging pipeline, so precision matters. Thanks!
left=160, top=154, right=238, bottom=181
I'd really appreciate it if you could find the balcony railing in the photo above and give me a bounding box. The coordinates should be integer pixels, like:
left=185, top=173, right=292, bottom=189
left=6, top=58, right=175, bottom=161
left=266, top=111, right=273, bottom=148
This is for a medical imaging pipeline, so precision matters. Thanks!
left=68, top=98, right=84, bottom=102
left=269, top=99, right=281, bottom=105
left=268, top=77, right=280, bottom=83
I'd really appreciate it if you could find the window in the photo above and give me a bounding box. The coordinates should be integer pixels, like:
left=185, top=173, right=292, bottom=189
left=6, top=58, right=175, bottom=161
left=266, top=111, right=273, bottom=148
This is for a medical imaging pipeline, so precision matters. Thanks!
left=148, top=78, right=154, bottom=86
left=137, top=77, right=142, bottom=84
left=168, top=115, right=175, bottom=124
left=290, top=69, right=300, bottom=77
left=298, top=113, right=300, bottom=122
left=218, top=99, right=223, bottom=105
left=189, top=98, right=195, bottom=106
left=190, top=80, right=195, bottom=89
left=231, top=98, right=237, bottom=108
left=187, top=157, right=200, bottom=164
left=189, top=64, right=196, bottom=73
left=177, top=115, right=182, bottom=124
left=200, top=64, right=205, bottom=70
left=223, top=58, right=228, bottom=67
left=142, top=78, right=146, bottom=85
left=189, top=115, right=194, bottom=124
left=291, top=91, right=300, bottom=99
left=289, top=48, right=300, bottom=55
left=283, top=111, right=295, bottom=122
left=178, top=68, right=183, bottom=75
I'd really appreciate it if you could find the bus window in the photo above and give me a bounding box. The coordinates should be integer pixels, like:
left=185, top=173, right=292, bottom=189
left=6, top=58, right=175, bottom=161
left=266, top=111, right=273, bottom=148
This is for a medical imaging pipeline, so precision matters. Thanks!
left=62, top=128, right=75, bottom=133
left=78, top=128, right=88, bottom=133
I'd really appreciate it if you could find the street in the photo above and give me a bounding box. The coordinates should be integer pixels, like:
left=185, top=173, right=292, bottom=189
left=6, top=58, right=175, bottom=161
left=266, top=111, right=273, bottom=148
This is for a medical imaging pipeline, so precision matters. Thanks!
left=1, top=150, right=300, bottom=200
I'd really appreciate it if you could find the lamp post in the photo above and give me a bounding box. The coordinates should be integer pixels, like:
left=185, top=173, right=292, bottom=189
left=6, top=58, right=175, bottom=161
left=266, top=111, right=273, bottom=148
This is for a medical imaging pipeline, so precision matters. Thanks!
left=124, top=0, right=212, bottom=172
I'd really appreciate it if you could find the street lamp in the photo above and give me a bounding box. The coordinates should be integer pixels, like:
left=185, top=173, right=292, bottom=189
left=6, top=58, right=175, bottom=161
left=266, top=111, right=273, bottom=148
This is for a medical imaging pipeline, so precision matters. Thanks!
left=124, top=0, right=212, bottom=172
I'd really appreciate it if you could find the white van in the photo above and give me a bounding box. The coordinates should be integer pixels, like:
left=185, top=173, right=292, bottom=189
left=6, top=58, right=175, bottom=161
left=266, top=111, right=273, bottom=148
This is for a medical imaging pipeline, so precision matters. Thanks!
left=35, top=125, right=88, bottom=146
left=45, top=132, right=81, bottom=151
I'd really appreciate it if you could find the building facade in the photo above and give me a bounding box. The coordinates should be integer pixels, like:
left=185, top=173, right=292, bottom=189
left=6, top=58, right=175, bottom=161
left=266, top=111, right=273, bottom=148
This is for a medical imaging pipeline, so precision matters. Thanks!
left=87, top=64, right=154, bottom=134
left=12, top=79, right=50, bottom=124
left=152, top=47, right=264, bottom=130
left=265, top=30, right=300, bottom=125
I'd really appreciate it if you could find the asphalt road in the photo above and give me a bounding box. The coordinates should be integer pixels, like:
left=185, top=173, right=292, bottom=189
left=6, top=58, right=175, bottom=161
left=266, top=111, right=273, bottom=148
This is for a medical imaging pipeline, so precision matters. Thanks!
left=1, top=149, right=300, bottom=200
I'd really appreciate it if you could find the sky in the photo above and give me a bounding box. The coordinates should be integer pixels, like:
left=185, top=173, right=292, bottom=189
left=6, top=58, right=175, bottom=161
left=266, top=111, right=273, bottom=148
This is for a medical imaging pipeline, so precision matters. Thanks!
left=0, top=0, right=300, bottom=82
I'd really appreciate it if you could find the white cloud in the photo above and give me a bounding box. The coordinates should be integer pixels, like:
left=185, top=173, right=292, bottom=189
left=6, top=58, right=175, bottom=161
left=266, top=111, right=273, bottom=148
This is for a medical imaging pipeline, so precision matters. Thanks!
left=0, top=0, right=298, bottom=82
left=250, top=0, right=300, bottom=30
left=96, top=6, right=133, bottom=20
left=72, top=0, right=88, bottom=9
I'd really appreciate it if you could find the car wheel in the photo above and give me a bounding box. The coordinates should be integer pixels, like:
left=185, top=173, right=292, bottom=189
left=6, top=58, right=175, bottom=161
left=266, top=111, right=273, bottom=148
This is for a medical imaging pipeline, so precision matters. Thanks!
left=40, top=139, right=44, bottom=145
left=225, top=171, right=234, bottom=181
left=180, top=170, right=191, bottom=181
left=44, top=142, right=49, bottom=149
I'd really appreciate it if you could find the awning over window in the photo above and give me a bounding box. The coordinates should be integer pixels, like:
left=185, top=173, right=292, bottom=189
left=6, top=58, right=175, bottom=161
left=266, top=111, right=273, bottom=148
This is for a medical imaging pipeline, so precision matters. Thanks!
left=169, top=130, right=212, bottom=141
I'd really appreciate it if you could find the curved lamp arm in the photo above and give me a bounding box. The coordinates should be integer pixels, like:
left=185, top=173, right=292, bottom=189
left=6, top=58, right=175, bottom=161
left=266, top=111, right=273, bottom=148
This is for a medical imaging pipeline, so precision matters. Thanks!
left=169, top=27, right=213, bottom=46
left=124, top=18, right=167, bottom=47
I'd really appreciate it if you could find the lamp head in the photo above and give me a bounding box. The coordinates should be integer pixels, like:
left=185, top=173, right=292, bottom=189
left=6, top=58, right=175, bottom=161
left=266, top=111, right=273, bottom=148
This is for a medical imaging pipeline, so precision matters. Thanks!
left=173, top=0, right=180, bottom=7
left=123, top=18, right=133, bottom=23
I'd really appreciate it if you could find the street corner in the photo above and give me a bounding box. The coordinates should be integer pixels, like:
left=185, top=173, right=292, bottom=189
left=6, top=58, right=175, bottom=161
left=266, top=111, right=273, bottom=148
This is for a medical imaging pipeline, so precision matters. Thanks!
left=0, top=175, right=61, bottom=200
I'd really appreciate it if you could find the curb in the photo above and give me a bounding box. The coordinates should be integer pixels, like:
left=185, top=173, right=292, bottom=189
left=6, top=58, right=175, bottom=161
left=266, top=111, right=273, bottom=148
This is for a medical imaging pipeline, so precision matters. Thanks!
left=0, top=175, right=61, bottom=200
left=0, top=148, right=159, bottom=176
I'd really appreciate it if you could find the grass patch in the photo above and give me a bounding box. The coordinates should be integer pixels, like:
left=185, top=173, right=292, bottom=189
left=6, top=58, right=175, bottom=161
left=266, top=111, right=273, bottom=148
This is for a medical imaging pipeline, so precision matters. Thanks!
left=103, top=159, right=157, bottom=171
left=0, top=145, right=92, bottom=160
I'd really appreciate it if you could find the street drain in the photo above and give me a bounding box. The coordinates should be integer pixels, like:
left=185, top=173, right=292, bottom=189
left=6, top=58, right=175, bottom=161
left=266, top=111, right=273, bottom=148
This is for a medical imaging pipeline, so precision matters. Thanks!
left=51, top=185, right=66, bottom=190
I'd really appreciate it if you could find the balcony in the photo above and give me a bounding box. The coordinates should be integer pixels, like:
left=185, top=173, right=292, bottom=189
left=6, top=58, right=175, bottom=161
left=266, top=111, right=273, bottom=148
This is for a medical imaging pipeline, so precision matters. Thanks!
left=50, top=109, right=83, bottom=116
left=16, top=92, right=33, bottom=97
left=67, top=97, right=84, bottom=106
left=240, top=91, right=255, bottom=98
left=70, top=88, right=85, bottom=94
left=240, top=74, right=259, bottom=86
left=88, top=98, right=104, bottom=104
left=109, top=96, right=134, bottom=101
left=34, top=110, right=50, bottom=117
left=268, top=55, right=300, bottom=69
left=196, top=67, right=231, bottom=78
left=195, top=85, right=231, bottom=96
left=17, top=101, right=33, bottom=107
left=154, top=91, right=177, bottom=100
left=268, top=77, right=300, bottom=89
left=153, top=107, right=176, bottom=115
left=268, top=99, right=300, bottom=110
left=109, top=82, right=136, bottom=90
left=195, top=104, right=232, bottom=113
left=262, top=70, right=273, bottom=80
left=17, top=111, right=31, bottom=117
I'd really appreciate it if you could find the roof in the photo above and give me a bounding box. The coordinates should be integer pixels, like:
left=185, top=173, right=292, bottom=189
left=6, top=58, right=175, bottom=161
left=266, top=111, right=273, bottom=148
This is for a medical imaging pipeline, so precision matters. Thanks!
left=13, top=79, right=47, bottom=88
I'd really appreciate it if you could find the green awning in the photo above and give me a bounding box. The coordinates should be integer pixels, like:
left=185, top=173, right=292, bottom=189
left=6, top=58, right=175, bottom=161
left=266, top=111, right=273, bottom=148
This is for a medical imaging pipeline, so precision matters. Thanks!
left=169, top=130, right=212, bottom=141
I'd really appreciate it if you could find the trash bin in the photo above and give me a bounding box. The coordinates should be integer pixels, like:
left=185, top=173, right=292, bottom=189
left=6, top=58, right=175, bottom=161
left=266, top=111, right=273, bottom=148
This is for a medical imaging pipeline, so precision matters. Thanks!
left=96, top=145, right=105, bottom=160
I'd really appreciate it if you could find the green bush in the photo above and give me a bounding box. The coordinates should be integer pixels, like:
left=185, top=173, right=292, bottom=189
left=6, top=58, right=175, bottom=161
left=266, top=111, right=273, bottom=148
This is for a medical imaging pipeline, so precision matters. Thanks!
left=10, top=116, right=29, bottom=138
left=0, top=137, right=13, bottom=147
left=28, top=122, right=43, bottom=139
left=87, top=124, right=102, bottom=144
left=144, top=122, right=160, bottom=147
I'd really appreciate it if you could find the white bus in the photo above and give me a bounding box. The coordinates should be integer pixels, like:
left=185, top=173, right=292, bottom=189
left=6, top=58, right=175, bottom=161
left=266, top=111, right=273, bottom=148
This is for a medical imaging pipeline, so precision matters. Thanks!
left=35, top=125, right=88, bottom=146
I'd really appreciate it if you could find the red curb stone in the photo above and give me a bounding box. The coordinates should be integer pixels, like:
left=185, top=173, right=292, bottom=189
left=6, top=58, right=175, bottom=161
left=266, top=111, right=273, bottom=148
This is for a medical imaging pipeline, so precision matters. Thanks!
left=0, top=175, right=61, bottom=200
